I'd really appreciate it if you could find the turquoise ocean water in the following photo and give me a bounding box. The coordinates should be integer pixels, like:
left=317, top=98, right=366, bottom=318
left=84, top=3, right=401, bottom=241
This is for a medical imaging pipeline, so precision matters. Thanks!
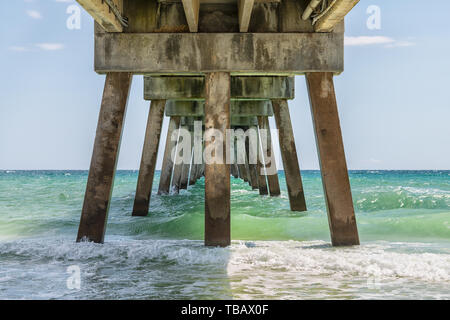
left=0, top=170, right=449, bottom=299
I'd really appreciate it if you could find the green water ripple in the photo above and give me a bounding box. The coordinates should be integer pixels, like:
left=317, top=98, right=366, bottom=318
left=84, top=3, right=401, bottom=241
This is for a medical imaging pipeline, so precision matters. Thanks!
left=0, top=170, right=449, bottom=242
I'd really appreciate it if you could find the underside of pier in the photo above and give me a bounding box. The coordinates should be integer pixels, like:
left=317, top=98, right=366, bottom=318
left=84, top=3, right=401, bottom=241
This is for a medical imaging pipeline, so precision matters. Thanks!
left=76, top=0, right=360, bottom=247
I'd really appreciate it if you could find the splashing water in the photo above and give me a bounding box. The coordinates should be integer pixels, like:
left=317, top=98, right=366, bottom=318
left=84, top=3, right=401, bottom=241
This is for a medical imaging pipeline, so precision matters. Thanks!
left=0, top=170, right=449, bottom=299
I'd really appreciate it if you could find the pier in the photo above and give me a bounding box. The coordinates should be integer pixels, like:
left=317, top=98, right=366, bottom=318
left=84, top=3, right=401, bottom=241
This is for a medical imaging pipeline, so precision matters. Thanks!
left=76, top=0, right=360, bottom=247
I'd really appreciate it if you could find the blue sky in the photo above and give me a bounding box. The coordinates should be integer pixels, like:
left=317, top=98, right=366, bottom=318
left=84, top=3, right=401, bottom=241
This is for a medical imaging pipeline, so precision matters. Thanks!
left=1, top=0, right=449, bottom=170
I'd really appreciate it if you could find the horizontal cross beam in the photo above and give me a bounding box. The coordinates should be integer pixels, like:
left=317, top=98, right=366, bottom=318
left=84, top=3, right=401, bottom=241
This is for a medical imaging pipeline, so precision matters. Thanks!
left=144, top=76, right=294, bottom=100
left=179, top=116, right=258, bottom=127
left=165, top=100, right=273, bottom=117
left=95, top=32, right=343, bottom=74
left=231, top=116, right=258, bottom=127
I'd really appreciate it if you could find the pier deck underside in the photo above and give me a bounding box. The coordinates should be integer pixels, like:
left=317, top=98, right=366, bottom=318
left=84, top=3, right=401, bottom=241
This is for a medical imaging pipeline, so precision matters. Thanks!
left=76, top=0, right=360, bottom=247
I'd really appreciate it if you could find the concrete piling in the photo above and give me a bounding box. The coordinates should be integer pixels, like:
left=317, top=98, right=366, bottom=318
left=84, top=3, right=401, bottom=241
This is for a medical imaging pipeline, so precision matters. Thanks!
left=306, top=72, right=359, bottom=246
left=235, top=128, right=249, bottom=183
left=132, top=99, right=166, bottom=216
left=158, top=116, right=180, bottom=195
left=77, top=72, right=132, bottom=243
left=258, top=116, right=281, bottom=196
left=188, top=154, right=197, bottom=186
left=171, top=123, right=184, bottom=194
left=204, top=72, right=231, bottom=247
left=256, top=123, right=269, bottom=195
left=246, top=136, right=259, bottom=190
left=272, top=99, right=307, bottom=212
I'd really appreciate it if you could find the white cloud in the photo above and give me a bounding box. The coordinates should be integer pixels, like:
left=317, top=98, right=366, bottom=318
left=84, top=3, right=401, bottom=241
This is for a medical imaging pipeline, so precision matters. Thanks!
left=344, top=36, right=395, bottom=46
left=27, top=10, right=42, bottom=19
left=55, top=0, right=74, bottom=2
left=36, top=43, right=65, bottom=51
left=7, top=43, right=65, bottom=52
left=344, top=36, right=416, bottom=48
left=385, top=41, right=416, bottom=48
left=9, top=46, right=29, bottom=52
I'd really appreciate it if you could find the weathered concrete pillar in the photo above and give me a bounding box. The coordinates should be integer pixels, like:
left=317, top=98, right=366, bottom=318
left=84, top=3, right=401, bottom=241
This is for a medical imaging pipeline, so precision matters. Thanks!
left=306, top=72, right=359, bottom=246
left=243, top=135, right=251, bottom=184
left=230, top=160, right=237, bottom=178
left=236, top=139, right=243, bottom=180
left=178, top=122, right=192, bottom=190
left=132, top=100, right=166, bottom=216
left=158, top=116, right=180, bottom=195
left=179, top=142, right=190, bottom=190
left=204, top=72, right=231, bottom=247
left=233, top=163, right=239, bottom=178
left=241, top=161, right=249, bottom=182
left=179, top=160, right=190, bottom=190
left=188, top=158, right=197, bottom=186
left=192, top=117, right=203, bottom=185
left=230, top=163, right=235, bottom=177
left=251, top=165, right=259, bottom=190
left=242, top=137, right=250, bottom=184
left=235, top=128, right=248, bottom=183
left=199, top=164, right=205, bottom=178
left=246, top=137, right=258, bottom=190
left=171, top=123, right=184, bottom=194
left=77, top=72, right=132, bottom=243
left=194, top=165, right=201, bottom=184
left=272, top=99, right=307, bottom=212
left=230, top=134, right=239, bottom=178
left=258, top=116, right=280, bottom=196
left=256, top=124, right=269, bottom=195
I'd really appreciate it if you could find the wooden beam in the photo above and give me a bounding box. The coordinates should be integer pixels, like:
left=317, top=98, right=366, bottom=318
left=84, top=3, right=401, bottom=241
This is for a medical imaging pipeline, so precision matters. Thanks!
left=77, top=0, right=123, bottom=32
left=95, top=32, right=344, bottom=74
left=314, top=0, right=359, bottom=32
left=238, top=0, right=255, bottom=32
left=181, top=0, right=200, bottom=32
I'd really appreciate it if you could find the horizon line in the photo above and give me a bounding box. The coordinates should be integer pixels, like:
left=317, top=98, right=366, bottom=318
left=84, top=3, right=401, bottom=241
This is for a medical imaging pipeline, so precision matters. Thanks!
left=1, top=169, right=450, bottom=172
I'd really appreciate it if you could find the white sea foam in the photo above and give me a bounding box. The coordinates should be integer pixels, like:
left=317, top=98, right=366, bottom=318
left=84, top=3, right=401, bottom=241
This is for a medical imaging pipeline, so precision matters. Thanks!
left=0, top=238, right=448, bottom=299
left=228, top=240, right=450, bottom=282
left=1, top=239, right=448, bottom=281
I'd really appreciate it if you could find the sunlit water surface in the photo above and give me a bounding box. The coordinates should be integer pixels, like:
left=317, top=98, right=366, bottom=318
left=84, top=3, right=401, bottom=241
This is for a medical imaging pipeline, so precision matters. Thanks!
left=0, top=170, right=449, bottom=299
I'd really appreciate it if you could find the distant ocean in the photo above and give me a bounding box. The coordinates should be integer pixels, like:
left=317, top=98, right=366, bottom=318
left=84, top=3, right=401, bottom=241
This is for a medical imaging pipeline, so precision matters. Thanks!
left=0, top=170, right=449, bottom=299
